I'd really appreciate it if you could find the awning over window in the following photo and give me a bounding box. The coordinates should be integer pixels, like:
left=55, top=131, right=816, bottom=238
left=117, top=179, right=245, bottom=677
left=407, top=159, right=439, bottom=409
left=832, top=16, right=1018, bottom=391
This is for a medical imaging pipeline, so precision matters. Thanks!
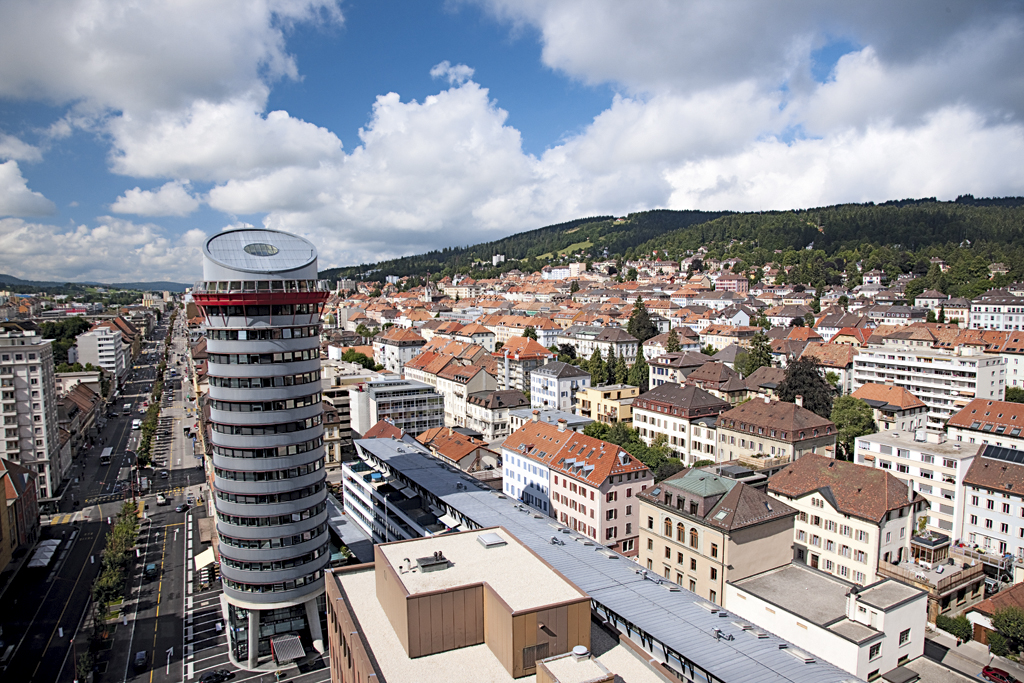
left=271, top=634, right=305, bottom=663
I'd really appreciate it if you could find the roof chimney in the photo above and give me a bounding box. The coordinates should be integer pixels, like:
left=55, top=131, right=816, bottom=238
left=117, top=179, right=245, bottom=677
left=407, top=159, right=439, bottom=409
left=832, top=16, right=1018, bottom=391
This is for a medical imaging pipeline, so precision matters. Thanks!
left=532, top=409, right=540, bottom=422
left=763, top=395, right=770, bottom=404
left=795, top=394, right=804, bottom=408
left=558, top=418, right=567, bottom=432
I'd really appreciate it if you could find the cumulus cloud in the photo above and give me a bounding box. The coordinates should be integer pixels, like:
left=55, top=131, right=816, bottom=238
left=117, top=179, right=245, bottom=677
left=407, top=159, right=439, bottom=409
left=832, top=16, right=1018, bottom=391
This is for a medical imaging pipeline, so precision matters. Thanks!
left=107, top=90, right=343, bottom=182
left=0, top=0, right=342, bottom=113
left=430, top=61, right=475, bottom=85
left=0, top=134, right=42, bottom=162
left=2, top=0, right=1023, bottom=277
left=111, top=180, right=201, bottom=217
left=0, top=161, right=56, bottom=216
left=0, top=216, right=207, bottom=281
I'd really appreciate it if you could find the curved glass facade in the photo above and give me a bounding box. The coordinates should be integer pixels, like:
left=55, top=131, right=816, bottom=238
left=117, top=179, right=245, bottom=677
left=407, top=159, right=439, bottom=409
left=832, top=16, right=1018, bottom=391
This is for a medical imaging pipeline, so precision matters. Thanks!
left=198, top=228, right=330, bottom=668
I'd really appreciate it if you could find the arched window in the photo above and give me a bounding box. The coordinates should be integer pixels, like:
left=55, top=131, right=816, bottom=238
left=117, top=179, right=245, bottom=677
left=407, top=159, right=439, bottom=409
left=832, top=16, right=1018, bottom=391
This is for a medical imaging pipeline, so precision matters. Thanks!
left=690, top=528, right=699, bottom=549
left=677, top=523, right=685, bottom=542
left=664, top=518, right=672, bottom=537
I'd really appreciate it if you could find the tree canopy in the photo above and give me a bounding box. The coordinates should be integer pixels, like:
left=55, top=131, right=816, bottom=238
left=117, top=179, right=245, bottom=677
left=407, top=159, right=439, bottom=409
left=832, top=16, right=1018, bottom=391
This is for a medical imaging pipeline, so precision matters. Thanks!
left=830, top=396, right=876, bottom=460
left=665, top=327, right=680, bottom=353
left=628, top=354, right=649, bottom=393
left=776, top=356, right=834, bottom=418
left=743, top=331, right=772, bottom=377
left=627, top=296, right=658, bottom=343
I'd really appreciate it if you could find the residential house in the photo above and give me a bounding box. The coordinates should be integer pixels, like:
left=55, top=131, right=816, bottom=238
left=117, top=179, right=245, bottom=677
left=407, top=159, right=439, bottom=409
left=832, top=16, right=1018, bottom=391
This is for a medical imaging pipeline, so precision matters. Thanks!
left=464, top=390, right=529, bottom=440
left=530, top=361, right=591, bottom=412
left=508, top=408, right=592, bottom=434
left=768, top=453, right=925, bottom=585
left=557, top=326, right=639, bottom=364
left=574, top=384, right=638, bottom=424
left=493, top=336, right=555, bottom=392
left=801, top=342, right=856, bottom=395
left=946, top=398, right=1024, bottom=451
left=852, top=324, right=1007, bottom=429
left=1, top=457, right=39, bottom=550
left=850, top=383, right=928, bottom=433
left=641, top=327, right=700, bottom=360
left=683, top=362, right=747, bottom=404
left=728, top=564, right=926, bottom=681
left=638, top=469, right=796, bottom=606
left=699, top=325, right=758, bottom=352
left=435, top=363, right=498, bottom=428
left=416, top=426, right=500, bottom=472
left=715, top=396, right=837, bottom=469
left=971, top=289, right=1024, bottom=331
left=632, top=384, right=731, bottom=465
left=502, top=418, right=651, bottom=555
left=648, top=351, right=713, bottom=390
left=961, top=444, right=1024, bottom=560
left=372, top=326, right=426, bottom=375
left=855, top=431, right=978, bottom=537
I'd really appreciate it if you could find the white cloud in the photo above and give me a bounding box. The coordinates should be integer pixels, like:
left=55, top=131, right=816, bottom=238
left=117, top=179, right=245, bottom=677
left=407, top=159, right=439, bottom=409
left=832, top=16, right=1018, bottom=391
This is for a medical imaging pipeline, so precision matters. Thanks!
left=0, top=134, right=42, bottom=162
left=0, top=0, right=342, bottom=113
left=107, top=90, right=344, bottom=182
left=430, top=61, right=475, bottom=85
left=0, top=161, right=56, bottom=216
left=664, top=107, right=1024, bottom=211
left=111, top=180, right=201, bottom=217
left=0, top=216, right=207, bottom=282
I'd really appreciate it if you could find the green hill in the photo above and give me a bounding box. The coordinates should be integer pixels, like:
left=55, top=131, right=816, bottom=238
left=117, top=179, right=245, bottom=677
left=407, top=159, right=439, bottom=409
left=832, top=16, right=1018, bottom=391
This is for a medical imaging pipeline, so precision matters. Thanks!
left=318, top=196, right=1024, bottom=292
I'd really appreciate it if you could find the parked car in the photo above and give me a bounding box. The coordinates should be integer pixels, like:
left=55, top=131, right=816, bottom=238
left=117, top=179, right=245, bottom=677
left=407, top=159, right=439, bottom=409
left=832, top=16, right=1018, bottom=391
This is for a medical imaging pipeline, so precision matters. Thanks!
left=175, top=504, right=189, bottom=513
left=134, top=651, right=148, bottom=670
left=983, top=666, right=1019, bottom=683
left=144, top=563, right=158, bottom=579
left=199, top=670, right=235, bottom=683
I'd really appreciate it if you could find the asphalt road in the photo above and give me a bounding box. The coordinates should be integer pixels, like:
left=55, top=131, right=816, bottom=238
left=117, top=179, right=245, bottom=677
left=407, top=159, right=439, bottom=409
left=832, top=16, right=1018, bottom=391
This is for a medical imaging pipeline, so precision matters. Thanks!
left=0, top=320, right=205, bottom=683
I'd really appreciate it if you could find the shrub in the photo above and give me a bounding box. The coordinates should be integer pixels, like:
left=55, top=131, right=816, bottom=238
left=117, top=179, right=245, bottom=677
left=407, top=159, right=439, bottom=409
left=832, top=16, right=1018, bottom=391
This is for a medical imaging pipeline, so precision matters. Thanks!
left=936, top=613, right=972, bottom=642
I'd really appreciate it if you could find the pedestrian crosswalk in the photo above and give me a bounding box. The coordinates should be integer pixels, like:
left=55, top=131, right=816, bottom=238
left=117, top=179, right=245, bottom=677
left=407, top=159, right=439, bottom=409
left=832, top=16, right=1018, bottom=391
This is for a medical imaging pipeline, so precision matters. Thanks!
left=46, top=511, right=82, bottom=526
left=84, top=485, right=187, bottom=505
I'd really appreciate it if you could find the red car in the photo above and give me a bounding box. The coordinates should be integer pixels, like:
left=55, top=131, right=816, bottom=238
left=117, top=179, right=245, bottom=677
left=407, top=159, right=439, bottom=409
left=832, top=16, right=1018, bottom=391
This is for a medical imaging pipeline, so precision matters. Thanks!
left=983, top=666, right=1019, bottom=683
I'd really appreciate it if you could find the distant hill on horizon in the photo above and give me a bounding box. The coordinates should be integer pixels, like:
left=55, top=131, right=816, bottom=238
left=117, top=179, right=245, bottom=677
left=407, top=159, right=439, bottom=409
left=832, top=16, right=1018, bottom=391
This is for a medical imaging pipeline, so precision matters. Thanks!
left=317, top=195, right=1024, bottom=282
left=0, top=273, right=190, bottom=292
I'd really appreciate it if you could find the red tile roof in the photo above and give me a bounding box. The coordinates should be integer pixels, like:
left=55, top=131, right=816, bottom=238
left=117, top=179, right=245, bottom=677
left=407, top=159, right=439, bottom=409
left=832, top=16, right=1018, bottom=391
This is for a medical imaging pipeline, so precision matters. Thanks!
left=503, top=421, right=649, bottom=486
left=768, top=453, right=920, bottom=523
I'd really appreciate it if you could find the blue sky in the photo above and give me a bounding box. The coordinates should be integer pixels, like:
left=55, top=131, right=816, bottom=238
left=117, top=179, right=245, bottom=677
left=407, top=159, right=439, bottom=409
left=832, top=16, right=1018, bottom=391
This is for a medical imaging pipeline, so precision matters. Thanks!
left=0, top=1, right=1022, bottom=283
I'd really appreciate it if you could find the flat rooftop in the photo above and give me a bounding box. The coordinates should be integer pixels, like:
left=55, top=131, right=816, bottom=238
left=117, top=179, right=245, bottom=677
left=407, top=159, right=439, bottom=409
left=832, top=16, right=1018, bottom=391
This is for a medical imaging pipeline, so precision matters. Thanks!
left=733, top=564, right=851, bottom=626
left=333, top=567, right=665, bottom=683
left=377, top=528, right=585, bottom=611
left=857, top=431, right=980, bottom=459
left=354, top=436, right=864, bottom=683
left=732, top=564, right=923, bottom=645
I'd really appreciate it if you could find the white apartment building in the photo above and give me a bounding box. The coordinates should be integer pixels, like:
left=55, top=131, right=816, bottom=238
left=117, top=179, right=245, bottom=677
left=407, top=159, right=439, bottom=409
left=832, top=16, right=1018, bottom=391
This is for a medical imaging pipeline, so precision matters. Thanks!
left=348, top=378, right=444, bottom=437
left=631, top=383, right=729, bottom=466
left=344, top=438, right=459, bottom=543
left=500, top=424, right=554, bottom=514
left=0, top=330, right=65, bottom=507
left=961, top=445, right=1024, bottom=558
left=556, top=326, right=639, bottom=364
left=855, top=431, right=980, bottom=536
left=946, top=398, right=1024, bottom=451
left=769, top=454, right=924, bottom=585
left=970, top=289, right=1024, bottom=331
left=530, top=361, right=590, bottom=412
left=75, top=326, right=127, bottom=389
left=728, top=564, right=927, bottom=682
left=852, top=337, right=1006, bottom=430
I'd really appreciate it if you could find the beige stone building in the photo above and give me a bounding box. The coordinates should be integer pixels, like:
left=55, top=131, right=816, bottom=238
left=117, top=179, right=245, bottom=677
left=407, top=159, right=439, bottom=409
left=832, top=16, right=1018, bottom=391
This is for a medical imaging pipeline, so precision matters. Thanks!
left=768, top=454, right=926, bottom=586
left=637, top=469, right=796, bottom=606
left=714, top=396, right=837, bottom=468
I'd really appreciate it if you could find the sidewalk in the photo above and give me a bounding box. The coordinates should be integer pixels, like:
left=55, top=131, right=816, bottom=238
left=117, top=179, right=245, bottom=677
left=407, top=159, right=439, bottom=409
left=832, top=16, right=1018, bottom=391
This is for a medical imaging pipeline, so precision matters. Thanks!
left=926, top=623, right=1024, bottom=680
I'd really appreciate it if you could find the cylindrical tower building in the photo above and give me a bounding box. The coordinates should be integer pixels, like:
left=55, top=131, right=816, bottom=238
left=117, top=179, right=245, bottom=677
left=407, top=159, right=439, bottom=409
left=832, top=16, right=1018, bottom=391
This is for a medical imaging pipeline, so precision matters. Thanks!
left=193, top=229, right=331, bottom=669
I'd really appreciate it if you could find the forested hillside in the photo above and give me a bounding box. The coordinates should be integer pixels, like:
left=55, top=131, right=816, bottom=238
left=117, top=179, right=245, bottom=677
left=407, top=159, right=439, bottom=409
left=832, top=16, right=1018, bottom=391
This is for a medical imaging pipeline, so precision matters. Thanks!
left=319, top=196, right=1024, bottom=290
